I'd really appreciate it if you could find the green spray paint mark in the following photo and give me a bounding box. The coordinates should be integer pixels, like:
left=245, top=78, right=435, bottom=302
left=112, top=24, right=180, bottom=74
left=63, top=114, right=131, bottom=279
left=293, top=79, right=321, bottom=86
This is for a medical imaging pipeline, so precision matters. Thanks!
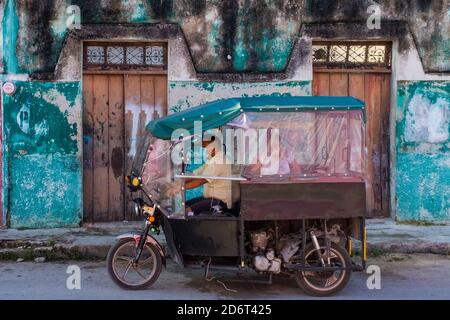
left=3, top=0, right=20, bottom=74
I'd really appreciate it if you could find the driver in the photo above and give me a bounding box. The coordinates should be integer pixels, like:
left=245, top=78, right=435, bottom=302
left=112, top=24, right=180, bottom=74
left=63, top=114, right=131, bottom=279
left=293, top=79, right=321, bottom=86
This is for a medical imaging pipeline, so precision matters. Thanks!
left=172, top=136, right=234, bottom=216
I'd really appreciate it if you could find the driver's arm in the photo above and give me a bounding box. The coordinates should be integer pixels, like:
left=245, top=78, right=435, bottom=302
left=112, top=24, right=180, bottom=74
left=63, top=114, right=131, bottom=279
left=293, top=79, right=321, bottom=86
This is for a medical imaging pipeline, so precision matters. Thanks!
left=164, top=177, right=207, bottom=197
left=185, top=162, right=210, bottom=189
left=184, top=178, right=208, bottom=189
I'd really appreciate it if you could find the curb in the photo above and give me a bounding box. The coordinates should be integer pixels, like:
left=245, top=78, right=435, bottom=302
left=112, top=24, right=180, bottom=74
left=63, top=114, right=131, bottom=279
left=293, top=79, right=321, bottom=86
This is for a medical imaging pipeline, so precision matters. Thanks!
left=0, top=239, right=169, bottom=261
left=366, top=242, right=450, bottom=255
left=1, top=238, right=450, bottom=262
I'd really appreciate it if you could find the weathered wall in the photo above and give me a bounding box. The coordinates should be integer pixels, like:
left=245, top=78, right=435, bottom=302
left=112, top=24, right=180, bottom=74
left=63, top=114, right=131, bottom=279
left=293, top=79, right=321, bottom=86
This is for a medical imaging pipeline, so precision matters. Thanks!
left=2, top=0, right=449, bottom=76
left=2, top=81, right=82, bottom=228
left=169, top=81, right=311, bottom=112
left=0, top=0, right=4, bottom=74
left=0, top=91, right=3, bottom=226
left=395, top=81, right=450, bottom=222
left=1, top=0, right=449, bottom=227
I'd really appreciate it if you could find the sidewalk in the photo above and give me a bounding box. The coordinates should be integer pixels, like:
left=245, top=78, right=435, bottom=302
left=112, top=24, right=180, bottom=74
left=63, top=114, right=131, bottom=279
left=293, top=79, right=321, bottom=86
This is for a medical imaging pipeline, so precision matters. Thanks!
left=1, top=219, right=449, bottom=261
left=364, top=219, right=450, bottom=255
left=0, top=221, right=163, bottom=261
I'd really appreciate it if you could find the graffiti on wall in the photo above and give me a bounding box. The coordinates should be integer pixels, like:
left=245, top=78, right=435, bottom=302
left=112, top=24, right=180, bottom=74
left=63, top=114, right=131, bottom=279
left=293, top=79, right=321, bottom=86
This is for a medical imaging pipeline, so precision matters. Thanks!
left=2, top=81, right=82, bottom=228
left=396, top=81, right=450, bottom=222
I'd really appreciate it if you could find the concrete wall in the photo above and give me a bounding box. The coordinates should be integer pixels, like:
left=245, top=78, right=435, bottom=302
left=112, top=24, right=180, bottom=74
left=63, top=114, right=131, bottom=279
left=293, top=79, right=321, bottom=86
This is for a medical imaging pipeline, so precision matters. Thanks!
left=168, top=81, right=311, bottom=112
left=2, top=82, right=82, bottom=228
left=1, top=0, right=449, bottom=227
left=390, top=26, right=450, bottom=222
left=3, top=0, right=449, bottom=76
left=395, top=82, right=449, bottom=222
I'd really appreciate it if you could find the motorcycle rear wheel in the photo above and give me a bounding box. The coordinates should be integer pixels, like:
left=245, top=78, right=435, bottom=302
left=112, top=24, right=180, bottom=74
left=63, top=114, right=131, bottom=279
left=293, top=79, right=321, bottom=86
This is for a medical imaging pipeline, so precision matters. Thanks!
left=295, top=241, right=352, bottom=296
left=107, top=239, right=162, bottom=290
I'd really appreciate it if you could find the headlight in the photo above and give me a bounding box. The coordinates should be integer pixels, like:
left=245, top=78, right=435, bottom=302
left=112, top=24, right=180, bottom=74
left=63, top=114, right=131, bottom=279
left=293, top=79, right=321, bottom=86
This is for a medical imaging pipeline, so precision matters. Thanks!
left=132, top=177, right=141, bottom=187
left=143, top=205, right=155, bottom=216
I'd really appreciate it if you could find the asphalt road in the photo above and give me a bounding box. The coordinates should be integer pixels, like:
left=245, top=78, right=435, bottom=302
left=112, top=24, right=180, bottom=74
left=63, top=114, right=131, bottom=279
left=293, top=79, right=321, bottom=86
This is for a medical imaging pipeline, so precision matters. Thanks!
left=0, top=254, right=449, bottom=300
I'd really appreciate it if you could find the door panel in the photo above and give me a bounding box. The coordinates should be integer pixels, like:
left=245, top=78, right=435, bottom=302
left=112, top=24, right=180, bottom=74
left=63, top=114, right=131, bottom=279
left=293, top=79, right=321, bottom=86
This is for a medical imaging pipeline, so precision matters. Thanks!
left=329, top=73, right=348, bottom=96
left=312, top=72, right=330, bottom=96
left=83, top=74, right=167, bottom=222
left=108, top=75, right=125, bottom=220
left=380, top=75, right=391, bottom=215
left=313, top=71, right=391, bottom=217
left=365, top=74, right=382, bottom=217
left=92, top=75, right=109, bottom=221
left=348, top=74, right=365, bottom=101
left=82, top=75, right=94, bottom=222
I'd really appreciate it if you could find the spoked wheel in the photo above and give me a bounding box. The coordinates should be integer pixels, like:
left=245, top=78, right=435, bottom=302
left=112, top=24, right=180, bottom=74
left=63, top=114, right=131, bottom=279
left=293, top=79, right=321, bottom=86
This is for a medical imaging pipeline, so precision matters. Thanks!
left=107, top=239, right=162, bottom=290
left=295, top=241, right=352, bottom=296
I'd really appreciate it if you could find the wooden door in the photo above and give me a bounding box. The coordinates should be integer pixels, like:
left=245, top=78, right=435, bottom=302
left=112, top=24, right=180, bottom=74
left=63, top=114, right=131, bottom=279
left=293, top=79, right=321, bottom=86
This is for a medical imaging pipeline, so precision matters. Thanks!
left=82, top=74, right=167, bottom=222
left=313, top=71, right=391, bottom=217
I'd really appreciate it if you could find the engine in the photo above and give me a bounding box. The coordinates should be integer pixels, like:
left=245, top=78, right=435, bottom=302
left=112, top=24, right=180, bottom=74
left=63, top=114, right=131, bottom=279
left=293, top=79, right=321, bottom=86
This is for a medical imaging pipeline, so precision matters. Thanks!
left=249, top=229, right=304, bottom=274
left=249, top=230, right=281, bottom=274
left=248, top=224, right=347, bottom=274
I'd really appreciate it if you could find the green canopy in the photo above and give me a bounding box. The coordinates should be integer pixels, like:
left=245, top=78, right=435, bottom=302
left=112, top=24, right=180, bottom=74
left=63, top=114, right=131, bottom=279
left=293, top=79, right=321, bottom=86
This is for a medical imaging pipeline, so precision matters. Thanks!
left=146, top=96, right=365, bottom=140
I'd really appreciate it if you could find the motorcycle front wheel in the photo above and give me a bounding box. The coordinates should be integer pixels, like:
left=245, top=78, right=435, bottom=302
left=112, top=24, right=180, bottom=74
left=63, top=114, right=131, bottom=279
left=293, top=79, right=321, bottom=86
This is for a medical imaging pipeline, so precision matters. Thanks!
left=295, top=241, right=352, bottom=296
left=107, top=239, right=162, bottom=290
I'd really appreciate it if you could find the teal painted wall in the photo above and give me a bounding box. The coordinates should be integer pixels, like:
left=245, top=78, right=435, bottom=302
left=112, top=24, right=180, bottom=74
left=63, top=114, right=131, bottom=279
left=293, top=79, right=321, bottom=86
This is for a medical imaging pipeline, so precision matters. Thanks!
left=2, top=1, right=449, bottom=75
left=2, top=0, right=20, bottom=74
left=1, top=1, right=449, bottom=227
left=395, top=81, right=450, bottom=222
left=2, top=81, right=82, bottom=228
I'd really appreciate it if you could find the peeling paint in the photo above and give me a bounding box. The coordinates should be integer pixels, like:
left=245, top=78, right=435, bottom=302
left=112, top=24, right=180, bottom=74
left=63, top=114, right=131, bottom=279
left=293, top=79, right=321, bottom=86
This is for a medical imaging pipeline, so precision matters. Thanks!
left=1, top=1, right=450, bottom=228
left=2, top=81, right=82, bottom=228
left=9, top=154, right=81, bottom=228
left=396, top=81, right=450, bottom=222
left=405, top=95, right=449, bottom=144
left=397, top=81, right=450, bottom=153
left=2, top=0, right=449, bottom=75
left=168, top=81, right=311, bottom=112
left=396, top=153, right=450, bottom=222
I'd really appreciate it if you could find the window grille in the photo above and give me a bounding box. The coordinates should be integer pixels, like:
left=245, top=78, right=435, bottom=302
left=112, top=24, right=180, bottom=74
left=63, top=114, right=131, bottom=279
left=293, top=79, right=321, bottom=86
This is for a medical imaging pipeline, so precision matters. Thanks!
left=312, top=42, right=391, bottom=69
left=84, top=42, right=167, bottom=72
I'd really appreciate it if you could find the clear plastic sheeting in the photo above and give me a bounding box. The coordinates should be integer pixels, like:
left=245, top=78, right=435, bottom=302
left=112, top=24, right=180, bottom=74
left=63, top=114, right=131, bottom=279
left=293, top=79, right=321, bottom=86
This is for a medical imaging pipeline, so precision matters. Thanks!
left=135, top=109, right=366, bottom=216
left=231, top=111, right=365, bottom=181
left=139, top=137, right=185, bottom=217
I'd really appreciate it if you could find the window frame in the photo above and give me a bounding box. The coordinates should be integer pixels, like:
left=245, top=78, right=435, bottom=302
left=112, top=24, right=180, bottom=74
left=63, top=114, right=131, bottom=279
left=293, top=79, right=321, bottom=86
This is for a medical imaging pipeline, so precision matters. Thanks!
left=312, top=41, right=392, bottom=70
left=83, top=41, right=168, bottom=73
